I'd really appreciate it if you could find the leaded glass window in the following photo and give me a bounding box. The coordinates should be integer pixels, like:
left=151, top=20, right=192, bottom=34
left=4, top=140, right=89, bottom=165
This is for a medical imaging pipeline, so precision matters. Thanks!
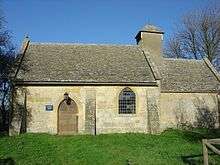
left=119, top=87, right=136, bottom=114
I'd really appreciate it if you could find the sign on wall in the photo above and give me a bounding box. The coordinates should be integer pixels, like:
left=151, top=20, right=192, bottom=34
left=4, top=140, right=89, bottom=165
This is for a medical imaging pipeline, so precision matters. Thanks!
left=45, top=104, right=53, bottom=111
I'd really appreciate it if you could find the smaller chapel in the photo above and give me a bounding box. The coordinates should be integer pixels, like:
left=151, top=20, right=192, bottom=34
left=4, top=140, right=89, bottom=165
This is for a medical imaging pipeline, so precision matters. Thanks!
left=11, top=25, right=220, bottom=135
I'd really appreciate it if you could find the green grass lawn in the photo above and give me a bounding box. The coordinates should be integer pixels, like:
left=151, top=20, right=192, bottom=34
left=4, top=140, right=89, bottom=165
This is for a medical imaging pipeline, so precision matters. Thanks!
left=0, top=129, right=220, bottom=165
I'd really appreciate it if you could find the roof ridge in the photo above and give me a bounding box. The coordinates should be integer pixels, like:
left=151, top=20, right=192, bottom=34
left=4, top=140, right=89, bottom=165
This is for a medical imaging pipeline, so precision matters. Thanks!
left=30, top=42, right=136, bottom=47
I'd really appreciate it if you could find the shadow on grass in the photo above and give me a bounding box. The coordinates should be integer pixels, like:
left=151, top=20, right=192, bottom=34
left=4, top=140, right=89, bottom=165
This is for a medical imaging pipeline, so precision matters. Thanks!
left=0, top=131, right=8, bottom=138
left=167, top=128, right=220, bottom=143
left=179, top=129, right=220, bottom=165
left=182, top=154, right=203, bottom=165
left=181, top=153, right=220, bottom=165
left=0, top=157, right=15, bottom=165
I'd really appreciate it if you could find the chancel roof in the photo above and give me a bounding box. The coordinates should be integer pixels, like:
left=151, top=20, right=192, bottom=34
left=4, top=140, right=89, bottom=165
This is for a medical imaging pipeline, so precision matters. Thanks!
left=160, top=58, right=220, bottom=92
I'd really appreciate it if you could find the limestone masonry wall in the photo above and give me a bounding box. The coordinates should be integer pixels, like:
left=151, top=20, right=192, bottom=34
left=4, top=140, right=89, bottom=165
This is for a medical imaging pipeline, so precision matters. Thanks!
left=13, top=86, right=219, bottom=135
left=160, top=93, right=219, bottom=130
left=25, top=86, right=85, bottom=134
left=23, top=86, right=160, bottom=134
left=96, top=86, right=159, bottom=134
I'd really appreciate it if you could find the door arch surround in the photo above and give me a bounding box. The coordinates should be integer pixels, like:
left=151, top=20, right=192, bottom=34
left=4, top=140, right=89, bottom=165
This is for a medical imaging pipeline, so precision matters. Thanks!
left=57, top=97, right=78, bottom=135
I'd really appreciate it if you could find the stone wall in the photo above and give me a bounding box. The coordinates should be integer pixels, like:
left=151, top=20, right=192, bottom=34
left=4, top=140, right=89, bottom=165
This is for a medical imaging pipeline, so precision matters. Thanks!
left=160, top=93, right=219, bottom=131
left=85, top=89, right=96, bottom=135
left=24, top=86, right=85, bottom=134
left=96, top=86, right=160, bottom=134
left=12, top=85, right=161, bottom=135
left=9, top=87, right=26, bottom=136
left=146, top=88, right=160, bottom=134
left=12, top=85, right=219, bottom=135
left=138, top=32, right=163, bottom=67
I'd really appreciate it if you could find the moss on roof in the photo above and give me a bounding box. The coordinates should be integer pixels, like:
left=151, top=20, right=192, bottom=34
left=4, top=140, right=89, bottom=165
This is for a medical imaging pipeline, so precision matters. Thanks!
left=14, top=42, right=220, bottom=92
left=15, top=43, right=156, bottom=84
left=160, top=58, right=220, bottom=92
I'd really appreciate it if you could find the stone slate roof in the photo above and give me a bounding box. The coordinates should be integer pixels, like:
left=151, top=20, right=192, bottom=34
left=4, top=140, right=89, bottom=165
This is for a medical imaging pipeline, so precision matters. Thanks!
left=160, top=58, right=220, bottom=92
left=15, top=43, right=156, bottom=84
left=14, top=41, right=220, bottom=92
left=140, top=25, right=164, bottom=33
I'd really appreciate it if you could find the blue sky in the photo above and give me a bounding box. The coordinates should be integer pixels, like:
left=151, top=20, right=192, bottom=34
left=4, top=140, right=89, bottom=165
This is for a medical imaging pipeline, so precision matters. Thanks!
left=2, top=0, right=219, bottom=49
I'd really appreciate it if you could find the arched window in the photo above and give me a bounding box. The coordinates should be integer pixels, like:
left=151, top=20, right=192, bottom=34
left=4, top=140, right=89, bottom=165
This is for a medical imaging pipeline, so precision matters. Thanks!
left=119, top=87, right=136, bottom=114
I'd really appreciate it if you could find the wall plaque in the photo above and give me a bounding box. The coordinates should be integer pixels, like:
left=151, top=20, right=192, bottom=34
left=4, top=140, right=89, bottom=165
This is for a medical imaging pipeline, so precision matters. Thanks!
left=45, top=104, right=53, bottom=111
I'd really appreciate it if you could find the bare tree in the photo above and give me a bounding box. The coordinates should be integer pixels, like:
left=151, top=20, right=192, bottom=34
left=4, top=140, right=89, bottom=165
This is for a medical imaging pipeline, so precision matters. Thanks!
left=0, top=15, right=16, bottom=133
left=165, top=5, right=220, bottom=64
left=198, top=7, right=220, bottom=61
left=165, top=36, right=184, bottom=58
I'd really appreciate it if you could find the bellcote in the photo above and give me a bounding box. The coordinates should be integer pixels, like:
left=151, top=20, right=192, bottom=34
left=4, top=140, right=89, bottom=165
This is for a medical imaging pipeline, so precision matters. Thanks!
left=135, top=24, right=164, bottom=65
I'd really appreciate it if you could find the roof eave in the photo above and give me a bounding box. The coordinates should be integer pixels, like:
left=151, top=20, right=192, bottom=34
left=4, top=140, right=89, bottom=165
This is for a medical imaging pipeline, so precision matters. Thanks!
left=13, top=81, right=158, bottom=86
left=135, top=30, right=165, bottom=39
left=161, top=90, right=219, bottom=93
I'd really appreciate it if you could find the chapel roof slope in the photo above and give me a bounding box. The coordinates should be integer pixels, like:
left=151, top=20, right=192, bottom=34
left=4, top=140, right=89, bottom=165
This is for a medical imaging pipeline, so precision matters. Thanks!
left=160, top=58, right=220, bottom=92
left=15, top=42, right=156, bottom=84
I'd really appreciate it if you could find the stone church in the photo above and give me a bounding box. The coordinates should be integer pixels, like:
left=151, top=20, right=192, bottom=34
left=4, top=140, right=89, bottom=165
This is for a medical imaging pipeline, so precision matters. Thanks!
left=11, top=25, right=220, bottom=135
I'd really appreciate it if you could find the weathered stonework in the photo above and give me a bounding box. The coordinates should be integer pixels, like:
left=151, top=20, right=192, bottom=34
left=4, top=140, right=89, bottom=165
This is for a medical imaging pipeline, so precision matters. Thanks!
left=12, top=86, right=163, bottom=135
left=24, top=86, right=85, bottom=134
left=85, top=89, right=96, bottom=135
left=96, top=86, right=154, bottom=134
left=146, top=89, right=160, bottom=134
left=160, top=93, right=219, bottom=131
left=9, top=87, right=26, bottom=136
left=11, top=85, right=219, bottom=135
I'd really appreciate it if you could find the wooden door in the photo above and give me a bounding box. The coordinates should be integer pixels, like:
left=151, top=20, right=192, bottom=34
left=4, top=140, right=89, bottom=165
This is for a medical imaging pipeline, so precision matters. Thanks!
left=58, top=99, right=78, bottom=135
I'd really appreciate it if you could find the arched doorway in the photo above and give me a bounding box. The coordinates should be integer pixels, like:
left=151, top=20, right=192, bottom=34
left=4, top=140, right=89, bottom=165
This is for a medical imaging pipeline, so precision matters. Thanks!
left=58, top=93, right=78, bottom=135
